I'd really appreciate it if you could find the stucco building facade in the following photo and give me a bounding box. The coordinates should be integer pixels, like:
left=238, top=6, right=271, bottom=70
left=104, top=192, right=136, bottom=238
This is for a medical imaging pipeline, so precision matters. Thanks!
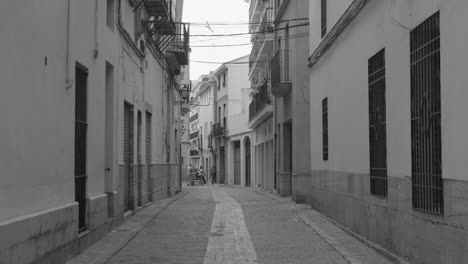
left=248, top=0, right=310, bottom=200
left=0, top=0, right=188, bottom=262
left=308, top=0, right=468, bottom=263
left=212, top=56, right=252, bottom=186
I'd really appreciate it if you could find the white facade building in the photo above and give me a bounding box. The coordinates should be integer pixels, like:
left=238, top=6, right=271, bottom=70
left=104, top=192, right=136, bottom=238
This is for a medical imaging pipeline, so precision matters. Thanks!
left=0, top=0, right=189, bottom=262
left=308, top=0, right=468, bottom=263
left=213, top=56, right=252, bottom=185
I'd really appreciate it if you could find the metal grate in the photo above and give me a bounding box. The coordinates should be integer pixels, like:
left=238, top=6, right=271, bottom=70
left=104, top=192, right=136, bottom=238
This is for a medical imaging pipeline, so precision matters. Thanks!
left=137, top=112, right=142, bottom=207
left=368, top=49, right=388, bottom=197
left=321, top=0, right=327, bottom=38
left=123, top=103, right=134, bottom=211
left=322, top=97, right=328, bottom=161
left=75, top=66, right=88, bottom=232
left=410, top=12, right=443, bottom=215
left=146, top=112, right=152, bottom=202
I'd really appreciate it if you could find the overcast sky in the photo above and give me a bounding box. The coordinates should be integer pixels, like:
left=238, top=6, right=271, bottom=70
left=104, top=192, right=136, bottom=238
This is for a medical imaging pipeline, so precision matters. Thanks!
left=183, top=0, right=252, bottom=80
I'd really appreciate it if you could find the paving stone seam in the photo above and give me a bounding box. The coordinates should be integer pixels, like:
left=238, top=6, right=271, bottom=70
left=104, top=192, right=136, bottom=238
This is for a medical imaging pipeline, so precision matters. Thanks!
left=242, top=186, right=409, bottom=264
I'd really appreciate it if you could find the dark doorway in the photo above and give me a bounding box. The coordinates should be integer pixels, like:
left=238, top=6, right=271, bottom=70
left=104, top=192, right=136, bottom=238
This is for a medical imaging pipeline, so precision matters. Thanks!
left=234, top=141, right=241, bottom=185
left=245, top=137, right=251, bottom=187
left=219, top=147, right=225, bottom=184
left=137, top=111, right=142, bottom=207
left=105, top=62, right=114, bottom=218
left=284, top=121, right=292, bottom=195
left=75, top=65, right=88, bottom=232
left=145, top=112, right=152, bottom=202
left=123, top=102, right=134, bottom=211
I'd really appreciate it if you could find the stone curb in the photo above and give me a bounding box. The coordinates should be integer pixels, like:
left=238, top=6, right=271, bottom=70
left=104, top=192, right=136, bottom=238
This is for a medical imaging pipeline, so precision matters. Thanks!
left=244, top=186, right=410, bottom=264
left=66, top=190, right=189, bottom=264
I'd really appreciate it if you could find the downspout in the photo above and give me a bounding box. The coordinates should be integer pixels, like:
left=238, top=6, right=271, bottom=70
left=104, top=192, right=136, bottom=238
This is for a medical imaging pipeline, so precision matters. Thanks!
left=66, top=0, right=72, bottom=89
left=93, top=0, right=99, bottom=59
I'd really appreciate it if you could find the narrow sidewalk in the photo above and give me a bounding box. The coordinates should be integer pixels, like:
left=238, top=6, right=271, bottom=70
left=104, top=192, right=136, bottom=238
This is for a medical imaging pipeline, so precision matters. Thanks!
left=247, top=187, right=409, bottom=264
left=66, top=191, right=188, bottom=264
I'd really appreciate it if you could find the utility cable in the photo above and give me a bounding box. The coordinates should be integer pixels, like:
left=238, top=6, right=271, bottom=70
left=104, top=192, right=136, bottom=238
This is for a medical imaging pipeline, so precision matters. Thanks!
left=189, top=33, right=309, bottom=48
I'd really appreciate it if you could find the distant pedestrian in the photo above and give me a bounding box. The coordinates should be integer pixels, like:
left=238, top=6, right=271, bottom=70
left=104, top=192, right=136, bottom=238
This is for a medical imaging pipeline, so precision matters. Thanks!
left=187, top=164, right=194, bottom=186
left=210, top=166, right=216, bottom=184
left=198, top=166, right=206, bottom=184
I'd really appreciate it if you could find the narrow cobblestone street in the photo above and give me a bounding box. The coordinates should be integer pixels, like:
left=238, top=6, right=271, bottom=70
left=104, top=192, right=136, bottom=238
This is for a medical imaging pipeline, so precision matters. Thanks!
left=68, top=185, right=399, bottom=264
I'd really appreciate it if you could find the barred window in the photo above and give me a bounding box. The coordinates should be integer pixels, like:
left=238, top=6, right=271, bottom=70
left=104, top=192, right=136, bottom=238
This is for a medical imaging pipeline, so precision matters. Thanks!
left=410, top=12, right=443, bottom=215
left=368, top=49, right=387, bottom=197
left=322, top=97, right=328, bottom=161
left=321, top=0, right=327, bottom=38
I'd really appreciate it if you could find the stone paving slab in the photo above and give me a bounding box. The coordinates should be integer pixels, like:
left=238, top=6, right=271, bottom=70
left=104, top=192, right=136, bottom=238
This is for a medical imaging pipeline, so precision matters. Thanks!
left=247, top=187, right=409, bottom=264
left=66, top=191, right=188, bottom=264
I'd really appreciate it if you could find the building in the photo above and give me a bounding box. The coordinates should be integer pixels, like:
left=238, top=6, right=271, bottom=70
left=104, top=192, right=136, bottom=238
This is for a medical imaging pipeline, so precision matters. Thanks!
left=247, top=0, right=310, bottom=200
left=0, top=0, right=189, bottom=262
left=212, top=56, right=252, bottom=186
left=308, top=0, right=468, bottom=263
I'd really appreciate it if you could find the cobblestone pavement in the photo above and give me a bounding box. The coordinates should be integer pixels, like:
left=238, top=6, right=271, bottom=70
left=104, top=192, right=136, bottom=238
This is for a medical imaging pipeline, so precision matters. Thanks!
left=68, top=184, right=400, bottom=264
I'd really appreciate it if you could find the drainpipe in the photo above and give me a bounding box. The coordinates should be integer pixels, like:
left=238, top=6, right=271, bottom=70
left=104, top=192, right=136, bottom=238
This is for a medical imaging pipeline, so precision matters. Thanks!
left=93, top=0, right=99, bottom=59
left=65, top=0, right=72, bottom=89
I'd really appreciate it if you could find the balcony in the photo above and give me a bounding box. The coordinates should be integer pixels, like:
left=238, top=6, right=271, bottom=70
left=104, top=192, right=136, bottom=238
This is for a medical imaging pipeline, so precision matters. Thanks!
left=144, top=0, right=176, bottom=35
left=190, top=131, right=199, bottom=140
left=249, top=0, right=267, bottom=33
left=249, top=79, right=273, bottom=129
left=271, top=50, right=291, bottom=97
left=190, top=149, right=199, bottom=157
left=213, top=123, right=226, bottom=138
left=249, top=8, right=274, bottom=76
left=166, top=23, right=190, bottom=74
left=190, top=113, right=198, bottom=123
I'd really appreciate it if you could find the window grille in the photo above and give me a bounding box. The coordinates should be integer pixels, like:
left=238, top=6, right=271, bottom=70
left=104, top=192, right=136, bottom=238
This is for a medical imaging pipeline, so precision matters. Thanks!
left=322, top=97, right=328, bottom=161
left=410, top=12, right=443, bottom=215
left=75, top=66, right=88, bottom=232
left=146, top=112, right=153, bottom=202
left=321, top=0, right=327, bottom=38
left=368, top=49, right=387, bottom=197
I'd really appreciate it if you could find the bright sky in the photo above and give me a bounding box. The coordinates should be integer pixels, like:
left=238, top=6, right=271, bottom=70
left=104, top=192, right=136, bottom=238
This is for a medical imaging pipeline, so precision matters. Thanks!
left=183, top=0, right=252, bottom=80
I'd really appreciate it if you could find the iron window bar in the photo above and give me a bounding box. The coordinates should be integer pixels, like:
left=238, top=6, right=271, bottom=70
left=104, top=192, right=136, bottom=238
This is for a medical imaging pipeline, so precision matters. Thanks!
left=410, top=12, right=443, bottom=215
left=368, top=49, right=388, bottom=198
left=322, top=97, right=328, bottom=161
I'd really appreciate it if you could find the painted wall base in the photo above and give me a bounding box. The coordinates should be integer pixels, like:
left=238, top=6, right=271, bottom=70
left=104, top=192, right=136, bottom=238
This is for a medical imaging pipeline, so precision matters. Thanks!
left=278, top=172, right=291, bottom=197
left=310, top=170, right=468, bottom=264
left=291, top=173, right=311, bottom=203
left=0, top=203, right=78, bottom=264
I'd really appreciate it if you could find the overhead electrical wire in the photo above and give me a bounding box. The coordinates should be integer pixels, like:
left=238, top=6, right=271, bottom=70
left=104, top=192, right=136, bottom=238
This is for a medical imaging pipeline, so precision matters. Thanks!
left=189, top=33, right=309, bottom=47
left=169, top=22, right=309, bottom=37
left=178, top=17, right=309, bottom=26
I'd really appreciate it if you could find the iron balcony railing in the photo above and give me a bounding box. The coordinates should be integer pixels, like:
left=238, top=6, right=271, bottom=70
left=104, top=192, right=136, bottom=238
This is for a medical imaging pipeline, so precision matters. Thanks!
left=190, top=149, right=199, bottom=156
left=167, top=23, right=190, bottom=66
left=249, top=8, right=274, bottom=72
left=190, top=131, right=199, bottom=140
left=271, top=50, right=290, bottom=88
left=249, top=79, right=271, bottom=121
left=190, top=113, right=198, bottom=122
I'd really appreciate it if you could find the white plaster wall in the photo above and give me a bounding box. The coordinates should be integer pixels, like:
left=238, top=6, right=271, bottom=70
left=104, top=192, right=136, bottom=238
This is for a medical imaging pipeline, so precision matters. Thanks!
left=309, top=0, right=468, bottom=182
left=0, top=0, right=72, bottom=222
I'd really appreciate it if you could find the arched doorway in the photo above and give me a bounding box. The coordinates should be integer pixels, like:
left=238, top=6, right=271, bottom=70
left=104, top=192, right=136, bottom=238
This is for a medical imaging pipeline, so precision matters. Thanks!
left=245, top=137, right=251, bottom=187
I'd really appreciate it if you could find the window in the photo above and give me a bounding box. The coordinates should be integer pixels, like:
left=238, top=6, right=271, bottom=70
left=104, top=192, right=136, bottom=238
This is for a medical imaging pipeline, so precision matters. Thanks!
left=75, top=65, right=88, bottom=231
left=222, top=73, right=226, bottom=87
left=322, top=98, right=328, bottom=161
left=321, top=0, right=327, bottom=38
left=410, top=12, right=442, bottom=215
left=134, top=6, right=143, bottom=40
left=106, top=0, right=115, bottom=30
left=368, top=49, right=387, bottom=197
